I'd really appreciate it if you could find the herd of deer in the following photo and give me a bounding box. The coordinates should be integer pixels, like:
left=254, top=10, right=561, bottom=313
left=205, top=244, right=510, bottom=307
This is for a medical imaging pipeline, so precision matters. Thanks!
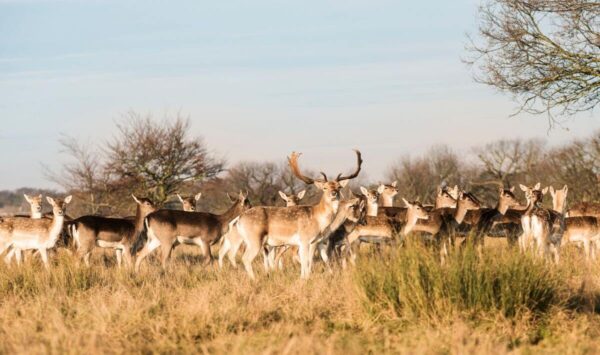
left=0, top=150, right=599, bottom=279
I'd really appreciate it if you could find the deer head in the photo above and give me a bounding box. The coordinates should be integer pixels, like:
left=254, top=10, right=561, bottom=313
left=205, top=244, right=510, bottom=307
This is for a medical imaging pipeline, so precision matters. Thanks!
left=288, top=150, right=362, bottom=206
left=23, top=194, right=43, bottom=215
left=278, top=190, right=306, bottom=207
left=46, top=195, right=72, bottom=217
left=132, top=194, right=157, bottom=217
left=549, top=185, right=568, bottom=213
left=177, top=193, right=202, bottom=212
left=435, top=186, right=457, bottom=209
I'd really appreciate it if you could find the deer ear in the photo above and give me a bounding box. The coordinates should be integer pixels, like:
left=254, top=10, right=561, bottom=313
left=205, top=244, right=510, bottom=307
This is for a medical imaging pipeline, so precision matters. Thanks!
left=510, top=186, right=515, bottom=193
left=195, top=192, right=202, bottom=201
left=437, top=186, right=442, bottom=195
left=360, top=186, right=369, bottom=196
left=46, top=196, right=55, bottom=205
left=402, top=198, right=410, bottom=207
left=563, top=185, right=568, bottom=194
left=519, top=184, right=528, bottom=192
left=534, top=182, right=541, bottom=190
left=391, top=181, right=397, bottom=187
left=297, top=190, right=306, bottom=200
left=338, top=180, right=349, bottom=188
left=377, top=184, right=385, bottom=194
left=541, top=187, right=549, bottom=195
left=23, top=194, right=32, bottom=203
left=64, top=195, right=72, bottom=204
left=549, top=186, right=555, bottom=197
left=177, top=194, right=184, bottom=203
left=278, top=191, right=288, bottom=201
left=498, top=186, right=503, bottom=195
left=226, top=193, right=235, bottom=202
left=132, top=194, right=141, bottom=204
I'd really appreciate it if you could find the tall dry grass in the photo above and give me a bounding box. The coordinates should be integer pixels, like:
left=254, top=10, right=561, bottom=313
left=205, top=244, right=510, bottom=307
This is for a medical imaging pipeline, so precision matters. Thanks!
left=0, top=240, right=600, bottom=354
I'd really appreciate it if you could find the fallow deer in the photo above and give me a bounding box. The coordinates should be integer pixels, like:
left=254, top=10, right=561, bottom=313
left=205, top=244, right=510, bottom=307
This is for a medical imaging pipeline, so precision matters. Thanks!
left=0, top=196, right=72, bottom=269
left=567, top=202, right=600, bottom=219
left=548, top=185, right=600, bottom=262
left=177, top=193, right=202, bottom=212
left=472, top=187, right=520, bottom=242
left=235, top=150, right=362, bottom=279
left=360, top=185, right=384, bottom=216
left=71, top=195, right=157, bottom=267
left=135, top=191, right=251, bottom=271
left=3, top=194, right=44, bottom=264
left=519, top=183, right=555, bottom=260
left=217, top=189, right=306, bottom=269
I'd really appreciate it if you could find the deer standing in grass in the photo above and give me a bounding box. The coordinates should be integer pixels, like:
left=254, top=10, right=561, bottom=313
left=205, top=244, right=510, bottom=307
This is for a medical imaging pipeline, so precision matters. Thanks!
left=472, top=187, right=521, bottom=243
left=0, top=196, right=72, bottom=269
left=217, top=190, right=306, bottom=269
left=136, top=191, right=251, bottom=271
left=235, top=150, right=362, bottom=279
left=3, top=194, right=45, bottom=264
left=71, top=195, right=156, bottom=267
left=548, top=185, right=600, bottom=262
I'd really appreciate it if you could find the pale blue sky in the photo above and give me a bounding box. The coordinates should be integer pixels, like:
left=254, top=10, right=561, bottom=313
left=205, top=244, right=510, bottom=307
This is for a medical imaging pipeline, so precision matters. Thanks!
left=0, top=0, right=598, bottom=190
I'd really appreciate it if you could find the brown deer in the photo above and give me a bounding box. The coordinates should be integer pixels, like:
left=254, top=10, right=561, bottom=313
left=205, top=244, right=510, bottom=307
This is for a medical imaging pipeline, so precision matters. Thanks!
left=360, top=186, right=384, bottom=216
left=0, top=196, right=72, bottom=269
left=235, top=150, right=362, bottom=279
left=548, top=185, right=600, bottom=262
left=71, top=195, right=157, bottom=267
left=135, top=191, right=251, bottom=271
left=177, top=193, right=202, bottom=212
left=472, top=187, right=520, bottom=243
left=567, top=202, right=600, bottom=219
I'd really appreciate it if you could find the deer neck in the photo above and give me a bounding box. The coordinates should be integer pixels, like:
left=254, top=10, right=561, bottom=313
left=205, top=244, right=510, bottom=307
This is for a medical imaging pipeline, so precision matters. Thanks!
left=496, top=199, right=510, bottom=215
left=453, top=203, right=470, bottom=224
left=379, top=195, right=394, bottom=207
left=402, top=213, right=420, bottom=235
left=218, top=200, right=243, bottom=226
left=314, top=195, right=337, bottom=231
left=366, top=201, right=378, bottom=217
left=134, top=206, right=150, bottom=231
left=30, top=209, right=42, bottom=219
left=435, top=199, right=456, bottom=210
left=48, top=214, right=65, bottom=244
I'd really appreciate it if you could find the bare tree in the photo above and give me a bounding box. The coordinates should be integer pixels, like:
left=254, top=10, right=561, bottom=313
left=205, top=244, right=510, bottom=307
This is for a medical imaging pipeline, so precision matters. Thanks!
left=386, top=145, right=463, bottom=203
left=49, top=113, right=224, bottom=215
left=104, top=112, right=224, bottom=205
left=467, top=0, right=600, bottom=122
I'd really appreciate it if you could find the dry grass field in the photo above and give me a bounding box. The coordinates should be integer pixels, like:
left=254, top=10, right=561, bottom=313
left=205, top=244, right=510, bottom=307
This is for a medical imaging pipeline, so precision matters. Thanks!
left=1, top=238, right=600, bottom=354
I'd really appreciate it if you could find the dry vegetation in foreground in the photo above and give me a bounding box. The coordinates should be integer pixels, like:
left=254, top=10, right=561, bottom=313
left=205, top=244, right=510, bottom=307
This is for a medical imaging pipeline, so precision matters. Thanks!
left=1, top=240, right=600, bottom=354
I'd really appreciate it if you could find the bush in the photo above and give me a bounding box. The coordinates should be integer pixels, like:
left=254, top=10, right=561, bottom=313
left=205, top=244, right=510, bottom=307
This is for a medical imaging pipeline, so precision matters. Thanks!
left=354, top=240, right=565, bottom=322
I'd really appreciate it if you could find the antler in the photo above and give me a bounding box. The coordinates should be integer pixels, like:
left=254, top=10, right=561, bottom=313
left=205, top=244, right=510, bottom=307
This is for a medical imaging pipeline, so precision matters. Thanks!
left=288, top=152, right=318, bottom=185
left=319, top=172, right=328, bottom=181
left=336, top=150, right=363, bottom=182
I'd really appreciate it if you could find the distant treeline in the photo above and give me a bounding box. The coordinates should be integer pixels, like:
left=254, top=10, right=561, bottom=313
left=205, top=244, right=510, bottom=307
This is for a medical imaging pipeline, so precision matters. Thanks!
left=5, top=113, right=598, bottom=218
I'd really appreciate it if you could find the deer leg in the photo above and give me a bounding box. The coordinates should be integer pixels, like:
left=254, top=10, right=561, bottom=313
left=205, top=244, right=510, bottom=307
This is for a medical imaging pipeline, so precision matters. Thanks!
left=298, top=242, right=311, bottom=279
left=160, top=242, right=173, bottom=269
left=122, top=248, right=133, bottom=268
left=218, top=235, right=232, bottom=269
left=195, top=239, right=212, bottom=266
left=115, top=249, right=123, bottom=268
left=241, top=238, right=261, bottom=280
left=38, top=249, right=49, bottom=270
left=134, top=235, right=161, bottom=272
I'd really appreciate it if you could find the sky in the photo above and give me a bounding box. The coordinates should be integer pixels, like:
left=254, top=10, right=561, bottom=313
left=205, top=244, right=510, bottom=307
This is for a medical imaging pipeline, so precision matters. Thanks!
left=0, top=0, right=598, bottom=190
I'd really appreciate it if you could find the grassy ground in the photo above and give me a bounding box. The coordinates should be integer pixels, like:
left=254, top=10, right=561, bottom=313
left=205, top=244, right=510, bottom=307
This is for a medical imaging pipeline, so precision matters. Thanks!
left=1, top=239, right=600, bottom=354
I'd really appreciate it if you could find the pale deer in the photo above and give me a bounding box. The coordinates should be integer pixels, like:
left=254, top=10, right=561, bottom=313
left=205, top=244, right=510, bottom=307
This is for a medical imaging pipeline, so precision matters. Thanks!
left=235, top=150, right=362, bottom=279
left=135, top=191, right=251, bottom=271
left=548, top=185, right=600, bottom=262
left=519, top=183, right=554, bottom=259
left=360, top=186, right=384, bottom=216
left=0, top=196, right=72, bottom=269
left=377, top=181, right=398, bottom=207
left=4, top=194, right=45, bottom=264
left=177, top=193, right=202, bottom=212
left=71, top=195, right=157, bottom=267
left=217, top=190, right=306, bottom=269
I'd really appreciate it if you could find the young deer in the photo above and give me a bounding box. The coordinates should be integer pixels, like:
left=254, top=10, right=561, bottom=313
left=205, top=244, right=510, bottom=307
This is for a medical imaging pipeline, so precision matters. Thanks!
left=235, top=150, right=362, bottom=279
left=177, top=193, right=202, bottom=212
left=548, top=185, right=600, bottom=262
left=217, top=190, right=306, bottom=269
left=4, top=194, right=45, bottom=263
left=519, top=183, right=554, bottom=259
left=71, top=195, right=157, bottom=267
left=136, top=191, right=251, bottom=271
left=0, top=196, right=72, bottom=269
left=360, top=186, right=384, bottom=216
